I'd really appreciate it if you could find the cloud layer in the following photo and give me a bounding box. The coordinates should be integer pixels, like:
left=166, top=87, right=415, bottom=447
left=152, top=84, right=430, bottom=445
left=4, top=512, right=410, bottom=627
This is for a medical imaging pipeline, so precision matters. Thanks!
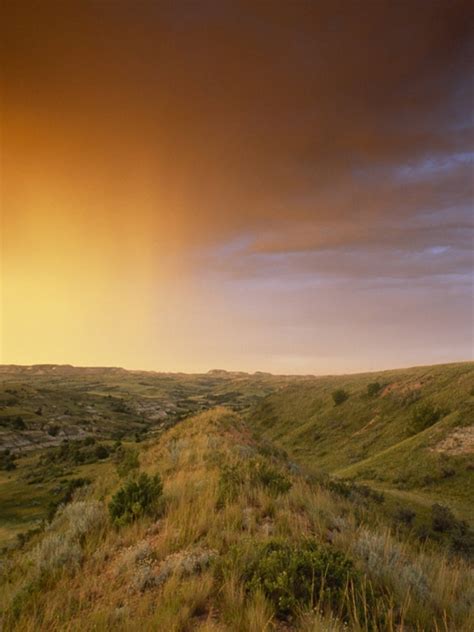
left=2, top=1, right=473, bottom=371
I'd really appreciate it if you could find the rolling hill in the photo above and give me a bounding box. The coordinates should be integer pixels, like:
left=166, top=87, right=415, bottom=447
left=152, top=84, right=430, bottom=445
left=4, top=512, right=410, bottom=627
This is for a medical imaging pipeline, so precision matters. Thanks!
left=248, top=362, right=474, bottom=522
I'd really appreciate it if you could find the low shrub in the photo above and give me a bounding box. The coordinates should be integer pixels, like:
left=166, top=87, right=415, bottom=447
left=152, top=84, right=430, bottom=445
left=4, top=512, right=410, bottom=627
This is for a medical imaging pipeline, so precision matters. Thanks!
left=241, top=540, right=361, bottom=620
left=450, top=526, right=474, bottom=558
left=431, top=503, right=457, bottom=532
left=94, top=445, right=109, bottom=460
left=394, top=506, right=416, bottom=527
left=354, top=530, right=429, bottom=602
left=53, top=500, right=106, bottom=539
left=332, top=389, right=349, bottom=406
left=440, top=465, right=455, bottom=478
left=13, top=416, right=26, bottom=430
left=109, top=472, right=163, bottom=525
left=32, top=532, right=82, bottom=575
left=430, top=504, right=473, bottom=558
left=414, top=507, right=473, bottom=558
left=411, top=403, right=442, bottom=433
left=367, top=382, right=382, bottom=397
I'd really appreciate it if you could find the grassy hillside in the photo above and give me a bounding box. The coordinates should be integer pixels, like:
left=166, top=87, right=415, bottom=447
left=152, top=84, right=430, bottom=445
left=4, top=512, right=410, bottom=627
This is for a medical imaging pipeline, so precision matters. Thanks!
left=1, top=407, right=472, bottom=631
left=248, top=363, right=474, bottom=522
left=0, top=365, right=303, bottom=546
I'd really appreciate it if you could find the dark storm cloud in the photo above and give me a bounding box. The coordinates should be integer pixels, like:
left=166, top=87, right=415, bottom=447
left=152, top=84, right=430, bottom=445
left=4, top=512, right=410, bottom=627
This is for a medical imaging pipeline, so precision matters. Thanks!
left=3, top=0, right=473, bottom=283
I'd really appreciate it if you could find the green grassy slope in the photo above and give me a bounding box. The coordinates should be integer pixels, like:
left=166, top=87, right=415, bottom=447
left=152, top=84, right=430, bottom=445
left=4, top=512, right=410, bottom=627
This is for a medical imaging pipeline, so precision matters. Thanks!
left=0, top=450, right=116, bottom=546
left=248, top=362, right=474, bottom=521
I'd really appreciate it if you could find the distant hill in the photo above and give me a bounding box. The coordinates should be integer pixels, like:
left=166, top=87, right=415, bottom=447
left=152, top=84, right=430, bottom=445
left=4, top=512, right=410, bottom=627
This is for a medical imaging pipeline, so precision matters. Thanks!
left=248, top=362, right=474, bottom=521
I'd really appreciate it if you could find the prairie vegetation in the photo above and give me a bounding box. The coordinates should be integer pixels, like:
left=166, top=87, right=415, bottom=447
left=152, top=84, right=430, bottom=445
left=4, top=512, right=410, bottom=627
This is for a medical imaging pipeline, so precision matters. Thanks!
left=1, top=407, right=472, bottom=631
left=0, top=365, right=301, bottom=545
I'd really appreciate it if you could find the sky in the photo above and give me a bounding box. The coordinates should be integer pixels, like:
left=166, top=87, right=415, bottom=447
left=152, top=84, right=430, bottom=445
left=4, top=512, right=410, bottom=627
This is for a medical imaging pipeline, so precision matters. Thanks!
left=1, top=0, right=473, bottom=374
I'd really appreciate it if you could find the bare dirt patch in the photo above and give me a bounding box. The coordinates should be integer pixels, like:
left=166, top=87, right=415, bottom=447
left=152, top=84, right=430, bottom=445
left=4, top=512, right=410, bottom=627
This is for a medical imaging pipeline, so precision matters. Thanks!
left=381, top=381, right=423, bottom=397
left=431, top=426, right=474, bottom=455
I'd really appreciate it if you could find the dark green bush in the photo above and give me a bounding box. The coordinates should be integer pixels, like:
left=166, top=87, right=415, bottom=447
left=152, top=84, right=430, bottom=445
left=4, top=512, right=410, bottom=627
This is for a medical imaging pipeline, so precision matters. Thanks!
left=431, top=504, right=456, bottom=532
left=94, top=445, right=109, bottom=460
left=394, top=506, right=416, bottom=527
left=450, top=526, right=474, bottom=558
left=0, top=449, right=16, bottom=471
left=412, top=403, right=442, bottom=433
left=419, top=504, right=474, bottom=559
left=332, top=389, right=349, bottom=406
left=109, top=472, right=163, bottom=525
left=367, top=382, right=382, bottom=397
left=242, top=540, right=360, bottom=619
left=13, top=416, right=26, bottom=430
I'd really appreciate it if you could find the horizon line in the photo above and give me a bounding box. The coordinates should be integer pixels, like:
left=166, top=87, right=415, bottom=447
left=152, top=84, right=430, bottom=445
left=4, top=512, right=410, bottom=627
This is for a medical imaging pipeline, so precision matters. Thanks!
left=1, top=359, right=472, bottom=379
